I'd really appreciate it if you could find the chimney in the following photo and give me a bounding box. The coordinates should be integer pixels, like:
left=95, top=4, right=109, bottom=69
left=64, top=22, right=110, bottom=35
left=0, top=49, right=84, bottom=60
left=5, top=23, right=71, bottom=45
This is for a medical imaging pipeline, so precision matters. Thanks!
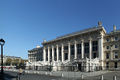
left=36, top=45, right=40, bottom=48
left=113, top=25, right=116, bottom=32
left=98, top=21, right=102, bottom=27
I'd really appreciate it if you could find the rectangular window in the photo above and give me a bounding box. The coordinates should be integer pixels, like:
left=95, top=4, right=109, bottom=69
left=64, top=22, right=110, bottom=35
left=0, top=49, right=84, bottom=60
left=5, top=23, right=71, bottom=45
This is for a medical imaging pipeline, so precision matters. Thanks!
left=71, top=45, right=74, bottom=55
left=115, top=45, right=118, bottom=48
left=64, top=46, right=68, bottom=50
left=71, top=45, right=74, bottom=59
left=114, top=52, right=118, bottom=59
left=77, top=44, right=81, bottom=59
left=106, top=46, right=109, bottom=49
left=54, top=48, right=57, bottom=61
left=114, top=62, right=117, bottom=68
left=106, top=53, right=109, bottom=59
left=50, top=49, right=52, bottom=61
left=77, top=44, right=81, bottom=54
left=84, top=42, right=89, bottom=58
left=46, top=49, right=48, bottom=61
left=64, top=53, right=68, bottom=60
left=92, top=41, right=98, bottom=51
left=115, top=37, right=118, bottom=41
left=106, top=38, right=109, bottom=42
left=59, top=47, right=61, bottom=60
left=106, top=62, right=109, bottom=69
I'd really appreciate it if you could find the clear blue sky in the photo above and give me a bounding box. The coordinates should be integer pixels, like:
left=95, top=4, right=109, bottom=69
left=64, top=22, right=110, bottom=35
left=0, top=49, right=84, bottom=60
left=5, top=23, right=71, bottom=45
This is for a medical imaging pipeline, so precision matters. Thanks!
left=0, top=0, right=120, bottom=59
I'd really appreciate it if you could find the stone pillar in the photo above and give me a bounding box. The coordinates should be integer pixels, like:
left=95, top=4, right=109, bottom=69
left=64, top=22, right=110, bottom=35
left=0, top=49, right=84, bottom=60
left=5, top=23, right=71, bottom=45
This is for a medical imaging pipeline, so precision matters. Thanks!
left=81, top=40, right=84, bottom=59
left=57, top=45, right=59, bottom=62
left=74, top=41, right=77, bottom=59
left=52, top=46, right=54, bottom=62
left=68, top=42, right=71, bottom=61
left=62, top=44, right=64, bottom=62
left=48, top=47, right=50, bottom=62
left=43, top=47, right=46, bottom=62
left=98, top=33, right=104, bottom=69
left=89, top=39, right=92, bottom=59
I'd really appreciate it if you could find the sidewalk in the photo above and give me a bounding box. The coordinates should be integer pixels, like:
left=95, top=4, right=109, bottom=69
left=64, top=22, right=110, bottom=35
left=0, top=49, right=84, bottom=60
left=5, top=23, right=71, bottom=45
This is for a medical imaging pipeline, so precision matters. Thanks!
left=0, top=72, right=17, bottom=80
left=4, top=69, right=110, bottom=78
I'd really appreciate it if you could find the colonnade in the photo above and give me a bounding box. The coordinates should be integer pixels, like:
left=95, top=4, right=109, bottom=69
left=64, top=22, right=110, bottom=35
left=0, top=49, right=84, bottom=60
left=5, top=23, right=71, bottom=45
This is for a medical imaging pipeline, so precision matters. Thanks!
left=43, top=37, right=103, bottom=64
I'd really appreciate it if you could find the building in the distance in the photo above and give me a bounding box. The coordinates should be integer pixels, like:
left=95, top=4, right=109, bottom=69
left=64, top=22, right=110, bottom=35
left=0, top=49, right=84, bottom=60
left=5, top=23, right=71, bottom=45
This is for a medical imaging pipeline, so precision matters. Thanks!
left=0, top=55, right=21, bottom=64
left=26, top=46, right=43, bottom=70
left=28, top=22, right=120, bottom=71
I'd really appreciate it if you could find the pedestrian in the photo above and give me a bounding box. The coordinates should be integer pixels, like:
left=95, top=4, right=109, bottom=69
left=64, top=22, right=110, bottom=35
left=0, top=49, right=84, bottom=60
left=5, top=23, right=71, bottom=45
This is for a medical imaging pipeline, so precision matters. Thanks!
left=17, top=68, right=23, bottom=80
left=19, top=68, right=23, bottom=75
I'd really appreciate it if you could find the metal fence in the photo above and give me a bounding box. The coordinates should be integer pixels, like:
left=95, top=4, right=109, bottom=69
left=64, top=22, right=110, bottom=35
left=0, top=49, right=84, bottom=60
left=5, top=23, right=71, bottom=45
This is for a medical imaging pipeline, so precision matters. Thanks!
left=25, top=65, right=103, bottom=72
left=3, top=66, right=120, bottom=80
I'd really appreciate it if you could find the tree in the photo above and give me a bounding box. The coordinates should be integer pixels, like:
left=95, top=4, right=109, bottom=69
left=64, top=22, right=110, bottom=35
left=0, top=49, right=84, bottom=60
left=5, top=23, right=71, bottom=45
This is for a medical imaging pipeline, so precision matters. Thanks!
left=5, top=58, right=12, bottom=66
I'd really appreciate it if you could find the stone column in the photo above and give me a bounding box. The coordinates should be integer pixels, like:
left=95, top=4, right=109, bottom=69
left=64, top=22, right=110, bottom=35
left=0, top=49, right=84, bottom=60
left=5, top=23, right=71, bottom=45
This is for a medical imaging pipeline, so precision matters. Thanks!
left=81, top=40, right=84, bottom=59
left=57, top=45, right=59, bottom=62
left=52, top=46, right=54, bottom=62
left=62, top=44, right=64, bottom=62
left=48, top=47, right=50, bottom=62
left=98, top=33, right=104, bottom=69
left=43, top=47, right=46, bottom=62
left=89, top=39, right=92, bottom=59
left=74, top=41, right=77, bottom=59
left=68, top=42, right=71, bottom=61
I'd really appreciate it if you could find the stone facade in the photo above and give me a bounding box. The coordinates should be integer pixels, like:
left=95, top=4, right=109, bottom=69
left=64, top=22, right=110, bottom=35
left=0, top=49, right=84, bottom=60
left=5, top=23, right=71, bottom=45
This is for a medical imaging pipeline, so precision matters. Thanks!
left=42, top=22, right=106, bottom=71
left=103, top=25, right=120, bottom=70
left=26, top=46, right=43, bottom=70
left=28, top=22, right=120, bottom=71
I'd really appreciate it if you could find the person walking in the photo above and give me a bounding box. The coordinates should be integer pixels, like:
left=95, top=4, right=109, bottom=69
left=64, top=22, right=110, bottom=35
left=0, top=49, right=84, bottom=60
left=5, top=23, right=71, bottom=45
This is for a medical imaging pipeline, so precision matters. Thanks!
left=17, top=68, right=23, bottom=80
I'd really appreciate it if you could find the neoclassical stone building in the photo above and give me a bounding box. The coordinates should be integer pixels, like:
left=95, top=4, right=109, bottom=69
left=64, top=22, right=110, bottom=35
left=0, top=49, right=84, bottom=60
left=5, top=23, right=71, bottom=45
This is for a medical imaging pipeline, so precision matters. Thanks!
left=42, top=22, right=106, bottom=71
left=28, top=22, right=120, bottom=71
left=104, top=26, right=120, bottom=70
left=26, top=46, right=43, bottom=70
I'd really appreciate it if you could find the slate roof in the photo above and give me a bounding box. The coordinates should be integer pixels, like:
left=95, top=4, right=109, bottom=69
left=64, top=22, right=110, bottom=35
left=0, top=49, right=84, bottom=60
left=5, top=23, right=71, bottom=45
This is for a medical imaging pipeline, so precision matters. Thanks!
left=28, top=47, right=43, bottom=52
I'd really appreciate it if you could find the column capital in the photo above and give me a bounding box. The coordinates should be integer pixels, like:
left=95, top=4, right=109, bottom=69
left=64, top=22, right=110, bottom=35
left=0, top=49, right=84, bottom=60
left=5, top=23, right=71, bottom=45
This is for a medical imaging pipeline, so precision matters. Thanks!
left=88, top=37, right=92, bottom=41
left=56, top=44, right=59, bottom=47
left=68, top=42, right=71, bottom=45
left=74, top=40, right=77, bottom=44
left=97, top=36, right=103, bottom=39
left=52, top=45, right=54, bottom=48
left=81, top=39, right=84, bottom=42
left=48, top=46, right=50, bottom=49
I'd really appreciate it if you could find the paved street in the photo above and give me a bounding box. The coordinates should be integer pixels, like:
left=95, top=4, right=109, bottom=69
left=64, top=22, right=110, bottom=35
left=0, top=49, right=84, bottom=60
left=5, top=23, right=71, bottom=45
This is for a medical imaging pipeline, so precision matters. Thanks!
left=4, top=71, right=68, bottom=80
left=82, top=71, right=120, bottom=80
left=4, top=71, right=120, bottom=80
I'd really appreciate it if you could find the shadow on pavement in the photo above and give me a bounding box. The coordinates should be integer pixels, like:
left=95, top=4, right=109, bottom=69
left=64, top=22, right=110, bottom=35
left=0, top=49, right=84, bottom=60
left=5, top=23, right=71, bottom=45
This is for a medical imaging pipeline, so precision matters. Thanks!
left=1, top=72, right=18, bottom=80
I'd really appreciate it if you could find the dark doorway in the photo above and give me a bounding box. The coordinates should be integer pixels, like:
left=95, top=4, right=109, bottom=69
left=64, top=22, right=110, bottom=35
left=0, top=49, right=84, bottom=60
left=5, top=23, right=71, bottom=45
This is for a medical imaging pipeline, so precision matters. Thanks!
left=93, top=53, right=97, bottom=58
left=78, top=63, right=82, bottom=71
left=114, top=62, right=117, bottom=68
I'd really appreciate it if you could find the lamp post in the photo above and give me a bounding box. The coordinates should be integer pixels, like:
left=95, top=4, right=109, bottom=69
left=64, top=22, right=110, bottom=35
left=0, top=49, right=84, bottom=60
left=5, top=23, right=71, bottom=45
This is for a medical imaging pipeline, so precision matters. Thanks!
left=0, top=39, right=5, bottom=79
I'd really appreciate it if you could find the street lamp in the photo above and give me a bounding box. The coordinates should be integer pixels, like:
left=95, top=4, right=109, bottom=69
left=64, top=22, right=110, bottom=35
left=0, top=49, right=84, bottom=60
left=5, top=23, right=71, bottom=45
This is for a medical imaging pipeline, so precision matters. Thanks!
left=0, top=38, right=5, bottom=79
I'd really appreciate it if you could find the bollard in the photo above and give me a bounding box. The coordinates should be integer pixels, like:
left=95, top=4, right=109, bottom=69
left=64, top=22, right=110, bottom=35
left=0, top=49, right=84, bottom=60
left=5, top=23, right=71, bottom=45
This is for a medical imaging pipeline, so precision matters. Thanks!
left=113, top=76, right=117, bottom=80
left=37, top=72, right=39, bottom=74
left=81, top=74, right=84, bottom=80
left=45, top=72, right=48, bottom=75
left=50, top=72, right=52, bottom=76
left=61, top=73, right=64, bottom=77
left=100, top=75, right=104, bottom=80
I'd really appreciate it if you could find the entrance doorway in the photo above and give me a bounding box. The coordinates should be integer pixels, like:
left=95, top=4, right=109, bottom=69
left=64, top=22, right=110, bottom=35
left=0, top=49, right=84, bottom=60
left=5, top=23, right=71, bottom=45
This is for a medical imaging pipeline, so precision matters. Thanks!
left=78, top=63, right=82, bottom=71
